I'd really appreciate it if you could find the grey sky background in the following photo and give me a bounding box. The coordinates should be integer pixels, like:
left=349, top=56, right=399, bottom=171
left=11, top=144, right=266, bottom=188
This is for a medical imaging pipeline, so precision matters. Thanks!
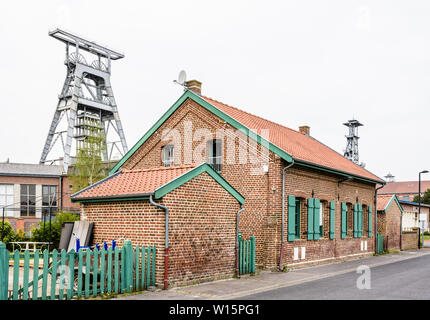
left=0, top=0, right=429, bottom=182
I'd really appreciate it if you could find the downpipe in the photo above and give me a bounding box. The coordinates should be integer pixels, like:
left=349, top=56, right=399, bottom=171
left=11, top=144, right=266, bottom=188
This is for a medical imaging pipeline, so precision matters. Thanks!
left=279, top=160, right=295, bottom=271
left=150, top=195, right=169, bottom=290
left=236, top=205, right=244, bottom=278
left=374, top=184, right=385, bottom=254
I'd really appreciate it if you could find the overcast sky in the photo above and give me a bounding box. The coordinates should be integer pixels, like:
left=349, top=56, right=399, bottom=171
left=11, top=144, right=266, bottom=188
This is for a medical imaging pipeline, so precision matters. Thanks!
left=0, top=0, right=429, bottom=181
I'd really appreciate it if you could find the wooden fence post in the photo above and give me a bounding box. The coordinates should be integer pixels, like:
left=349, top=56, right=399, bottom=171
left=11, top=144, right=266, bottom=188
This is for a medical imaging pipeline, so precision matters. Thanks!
left=250, top=236, right=256, bottom=273
left=0, top=242, right=9, bottom=300
left=123, top=240, right=133, bottom=293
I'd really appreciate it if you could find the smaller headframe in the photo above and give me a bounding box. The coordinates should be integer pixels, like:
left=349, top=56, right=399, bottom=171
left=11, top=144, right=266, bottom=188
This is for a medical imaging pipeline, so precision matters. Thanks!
left=49, top=28, right=124, bottom=60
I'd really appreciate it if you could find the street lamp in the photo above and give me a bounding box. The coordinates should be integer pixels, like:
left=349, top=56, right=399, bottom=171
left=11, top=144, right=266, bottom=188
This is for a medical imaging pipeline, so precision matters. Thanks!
left=418, top=170, right=429, bottom=249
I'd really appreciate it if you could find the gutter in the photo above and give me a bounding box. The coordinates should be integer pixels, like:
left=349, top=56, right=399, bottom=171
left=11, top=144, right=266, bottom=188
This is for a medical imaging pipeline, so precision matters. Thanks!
left=149, top=195, right=169, bottom=290
left=72, top=193, right=153, bottom=203
left=293, top=159, right=384, bottom=185
left=279, top=159, right=295, bottom=271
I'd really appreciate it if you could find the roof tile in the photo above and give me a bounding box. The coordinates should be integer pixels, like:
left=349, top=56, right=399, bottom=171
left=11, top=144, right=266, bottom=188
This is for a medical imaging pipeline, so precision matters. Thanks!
left=202, top=96, right=383, bottom=183
left=73, top=165, right=195, bottom=200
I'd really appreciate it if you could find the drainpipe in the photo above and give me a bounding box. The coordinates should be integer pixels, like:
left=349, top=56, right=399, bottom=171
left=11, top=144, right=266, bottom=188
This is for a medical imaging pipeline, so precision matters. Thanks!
left=236, top=205, right=244, bottom=277
left=279, top=159, right=295, bottom=271
left=149, top=195, right=169, bottom=290
left=59, top=176, right=63, bottom=211
left=374, top=184, right=385, bottom=254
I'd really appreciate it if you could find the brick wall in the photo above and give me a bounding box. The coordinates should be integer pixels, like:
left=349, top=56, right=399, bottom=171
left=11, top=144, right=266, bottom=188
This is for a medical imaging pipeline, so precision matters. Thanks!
left=81, top=171, right=240, bottom=288
left=377, top=202, right=402, bottom=251
left=401, top=229, right=418, bottom=250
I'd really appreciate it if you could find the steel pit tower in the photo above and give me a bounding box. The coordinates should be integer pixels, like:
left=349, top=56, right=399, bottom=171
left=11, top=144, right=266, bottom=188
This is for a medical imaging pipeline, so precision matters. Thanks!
left=40, top=29, right=128, bottom=173
left=343, top=119, right=363, bottom=166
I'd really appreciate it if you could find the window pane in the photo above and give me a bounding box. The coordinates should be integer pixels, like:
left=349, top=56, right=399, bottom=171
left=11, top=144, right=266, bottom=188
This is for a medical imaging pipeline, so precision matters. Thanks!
left=28, top=206, right=35, bottom=216
left=20, top=185, right=27, bottom=195
left=0, top=185, right=5, bottom=194
left=50, top=186, right=57, bottom=197
left=29, top=195, right=35, bottom=206
left=29, top=185, right=35, bottom=195
left=6, top=195, right=13, bottom=206
left=0, top=195, right=5, bottom=206
left=6, top=185, right=13, bottom=195
left=6, top=208, right=14, bottom=217
left=42, top=195, right=49, bottom=207
left=162, top=145, right=174, bottom=167
left=21, top=206, right=28, bottom=216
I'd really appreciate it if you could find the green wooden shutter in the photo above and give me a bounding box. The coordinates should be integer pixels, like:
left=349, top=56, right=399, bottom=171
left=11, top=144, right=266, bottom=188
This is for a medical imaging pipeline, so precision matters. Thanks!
left=353, top=203, right=358, bottom=238
left=307, top=198, right=314, bottom=240
left=329, top=201, right=335, bottom=239
left=358, top=204, right=363, bottom=237
left=341, top=202, right=347, bottom=239
left=287, top=195, right=296, bottom=242
left=314, top=199, right=321, bottom=240
left=368, top=205, right=373, bottom=237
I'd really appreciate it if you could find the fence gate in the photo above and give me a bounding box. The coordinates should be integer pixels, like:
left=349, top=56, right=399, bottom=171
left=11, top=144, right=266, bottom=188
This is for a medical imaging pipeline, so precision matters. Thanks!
left=238, top=234, right=255, bottom=275
left=376, top=233, right=384, bottom=254
left=0, top=240, right=156, bottom=300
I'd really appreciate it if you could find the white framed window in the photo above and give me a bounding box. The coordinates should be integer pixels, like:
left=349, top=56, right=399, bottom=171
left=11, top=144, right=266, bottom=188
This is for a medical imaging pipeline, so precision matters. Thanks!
left=319, top=203, right=324, bottom=235
left=42, top=185, right=57, bottom=218
left=162, top=145, right=174, bottom=167
left=207, top=139, right=222, bottom=172
left=20, top=184, right=36, bottom=217
left=0, top=184, right=14, bottom=217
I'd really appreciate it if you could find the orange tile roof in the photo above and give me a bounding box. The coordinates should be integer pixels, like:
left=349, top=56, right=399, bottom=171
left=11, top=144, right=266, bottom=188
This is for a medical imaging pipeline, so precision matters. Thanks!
left=73, top=165, right=196, bottom=200
left=202, top=96, right=383, bottom=183
left=379, top=180, right=430, bottom=195
left=377, top=194, right=396, bottom=211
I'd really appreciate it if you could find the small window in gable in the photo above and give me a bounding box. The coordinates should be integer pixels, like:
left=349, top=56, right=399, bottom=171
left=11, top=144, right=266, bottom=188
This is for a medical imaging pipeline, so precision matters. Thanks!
left=162, top=145, right=174, bottom=167
left=207, top=139, right=222, bottom=172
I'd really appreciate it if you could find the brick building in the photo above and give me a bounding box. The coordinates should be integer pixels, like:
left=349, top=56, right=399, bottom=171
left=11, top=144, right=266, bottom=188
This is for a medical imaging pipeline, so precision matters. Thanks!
left=376, top=194, right=403, bottom=251
left=72, top=163, right=244, bottom=287
left=398, top=200, right=430, bottom=232
left=0, top=162, right=79, bottom=234
left=379, top=180, right=430, bottom=201
left=73, top=81, right=385, bottom=287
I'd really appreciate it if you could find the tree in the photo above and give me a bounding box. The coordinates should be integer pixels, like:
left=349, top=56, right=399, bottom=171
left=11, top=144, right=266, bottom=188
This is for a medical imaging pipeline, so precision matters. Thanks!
left=69, top=120, right=108, bottom=193
left=0, top=221, right=30, bottom=250
left=413, top=189, right=430, bottom=205
left=31, top=211, right=80, bottom=249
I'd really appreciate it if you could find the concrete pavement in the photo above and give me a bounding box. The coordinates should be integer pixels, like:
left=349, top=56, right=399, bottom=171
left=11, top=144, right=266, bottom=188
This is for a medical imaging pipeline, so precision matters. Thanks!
left=115, top=248, right=430, bottom=300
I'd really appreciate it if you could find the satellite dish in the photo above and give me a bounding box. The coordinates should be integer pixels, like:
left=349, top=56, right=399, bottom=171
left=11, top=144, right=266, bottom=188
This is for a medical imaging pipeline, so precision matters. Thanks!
left=178, top=70, right=187, bottom=85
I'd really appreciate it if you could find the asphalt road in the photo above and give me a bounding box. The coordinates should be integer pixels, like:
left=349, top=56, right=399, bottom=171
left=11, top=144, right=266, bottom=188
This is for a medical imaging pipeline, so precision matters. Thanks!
left=239, top=254, right=430, bottom=300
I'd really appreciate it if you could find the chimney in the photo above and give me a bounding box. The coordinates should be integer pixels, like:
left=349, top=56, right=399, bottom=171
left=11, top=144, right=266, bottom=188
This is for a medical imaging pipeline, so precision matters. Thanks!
left=299, top=125, right=310, bottom=135
left=185, top=80, right=202, bottom=95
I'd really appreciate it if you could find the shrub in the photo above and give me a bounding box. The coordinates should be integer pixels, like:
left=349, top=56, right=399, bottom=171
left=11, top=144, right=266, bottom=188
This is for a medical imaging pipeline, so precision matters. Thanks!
left=30, top=211, right=80, bottom=249
left=0, top=221, right=30, bottom=251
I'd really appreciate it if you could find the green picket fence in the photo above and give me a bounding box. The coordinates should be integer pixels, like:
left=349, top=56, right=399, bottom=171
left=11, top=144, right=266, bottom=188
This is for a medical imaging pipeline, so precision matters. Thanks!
left=0, top=240, right=156, bottom=300
left=376, top=233, right=384, bottom=254
left=238, top=235, right=255, bottom=275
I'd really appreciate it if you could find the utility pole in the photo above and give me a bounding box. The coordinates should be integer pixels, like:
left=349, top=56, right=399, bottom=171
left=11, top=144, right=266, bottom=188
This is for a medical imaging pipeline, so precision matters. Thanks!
left=418, top=170, right=429, bottom=249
